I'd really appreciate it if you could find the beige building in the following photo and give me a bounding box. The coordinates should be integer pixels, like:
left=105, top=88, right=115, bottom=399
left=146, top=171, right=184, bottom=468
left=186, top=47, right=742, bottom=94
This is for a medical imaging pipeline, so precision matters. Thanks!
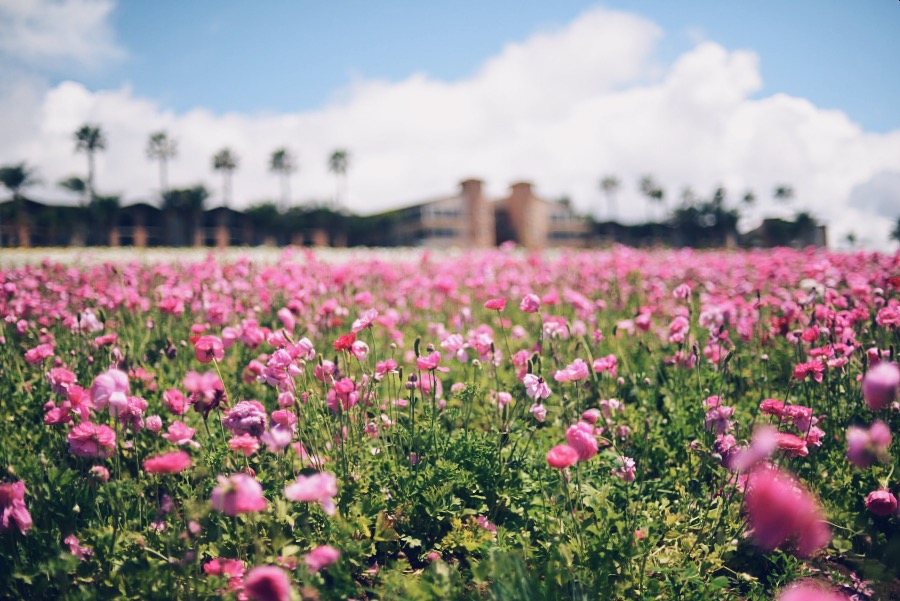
left=375, top=178, right=590, bottom=249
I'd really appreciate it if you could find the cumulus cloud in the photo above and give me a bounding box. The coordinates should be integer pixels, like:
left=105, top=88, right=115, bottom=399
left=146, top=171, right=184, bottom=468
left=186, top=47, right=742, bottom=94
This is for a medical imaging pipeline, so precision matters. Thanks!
left=0, top=4, right=898, bottom=249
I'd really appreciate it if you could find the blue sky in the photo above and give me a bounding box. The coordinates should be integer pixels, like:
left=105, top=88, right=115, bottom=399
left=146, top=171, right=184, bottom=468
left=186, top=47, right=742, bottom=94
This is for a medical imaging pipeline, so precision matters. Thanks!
left=1, top=0, right=899, bottom=248
left=79, top=1, right=900, bottom=132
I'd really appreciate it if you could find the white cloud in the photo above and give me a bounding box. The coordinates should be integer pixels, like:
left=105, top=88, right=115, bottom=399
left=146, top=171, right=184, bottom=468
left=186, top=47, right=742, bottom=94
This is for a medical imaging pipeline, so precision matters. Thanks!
left=0, top=0, right=123, bottom=69
left=0, top=5, right=899, bottom=249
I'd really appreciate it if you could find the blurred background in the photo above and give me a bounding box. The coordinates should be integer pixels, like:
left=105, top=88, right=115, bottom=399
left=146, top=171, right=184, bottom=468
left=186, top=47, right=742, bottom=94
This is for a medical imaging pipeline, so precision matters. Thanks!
left=0, top=0, right=898, bottom=250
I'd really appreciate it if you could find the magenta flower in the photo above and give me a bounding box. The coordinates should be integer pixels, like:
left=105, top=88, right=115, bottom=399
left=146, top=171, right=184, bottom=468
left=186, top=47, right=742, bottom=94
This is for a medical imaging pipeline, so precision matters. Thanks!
left=284, top=472, right=339, bottom=515
left=193, top=335, right=224, bottom=364
left=211, top=474, right=268, bottom=516
left=64, top=534, right=93, bottom=560
left=792, top=360, right=825, bottom=383
left=862, top=362, right=900, bottom=411
left=223, top=400, right=268, bottom=437
left=864, top=489, right=898, bottom=517
left=777, top=581, right=850, bottom=601
left=304, top=545, right=340, bottom=573
left=484, top=297, right=507, bottom=311
left=244, top=566, right=292, bottom=601
left=67, top=422, right=116, bottom=458
left=0, top=481, right=32, bottom=534
left=523, top=374, right=551, bottom=400
left=143, top=451, right=192, bottom=474
left=546, top=444, right=579, bottom=469
left=744, top=466, right=829, bottom=557
left=566, top=422, right=598, bottom=461
left=846, top=421, right=892, bottom=468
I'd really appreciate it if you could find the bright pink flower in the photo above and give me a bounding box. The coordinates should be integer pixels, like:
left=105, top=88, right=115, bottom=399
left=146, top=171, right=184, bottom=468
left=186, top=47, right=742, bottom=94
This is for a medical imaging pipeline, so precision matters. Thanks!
left=416, top=351, right=448, bottom=372
left=145, top=415, right=162, bottom=433
left=792, top=360, right=825, bottom=383
left=592, top=354, right=618, bottom=377
left=67, top=422, right=116, bottom=458
left=777, top=581, right=850, bottom=601
left=744, top=466, right=830, bottom=557
left=519, top=294, right=541, bottom=313
left=566, top=422, right=598, bottom=461
left=47, top=367, right=77, bottom=394
left=89, top=465, right=110, bottom=482
left=864, top=489, right=898, bottom=517
left=846, top=421, right=892, bottom=468
left=327, top=378, right=360, bottom=412
left=229, top=433, right=260, bottom=456
left=211, top=474, right=267, bottom=516
left=0, top=481, right=32, bottom=534
left=484, top=297, right=506, bottom=311
left=193, top=335, right=224, bottom=363
left=162, top=389, right=188, bottom=415
left=304, top=545, right=340, bottom=573
left=775, top=432, right=809, bottom=458
left=284, top=472, right=338, bottom=515
left=143, top=451, right=192, bottom=474
left=276, top=307, right=296, bottom=333
left=24, top=343, right=54, bottom=364
left=244, top=566, right=292, bottom=601
left=523, top=374, right=551, bottom=400
left=862, top=362, right=899, bottom=411
left=333, top=332, right=356, bottom=352
left=546, top=444, right=579, bottom=469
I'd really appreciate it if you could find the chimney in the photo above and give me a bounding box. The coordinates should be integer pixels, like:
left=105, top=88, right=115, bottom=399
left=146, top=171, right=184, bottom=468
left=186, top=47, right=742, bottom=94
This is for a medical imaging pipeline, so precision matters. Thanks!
left=461, top=178, right=495, bottom=248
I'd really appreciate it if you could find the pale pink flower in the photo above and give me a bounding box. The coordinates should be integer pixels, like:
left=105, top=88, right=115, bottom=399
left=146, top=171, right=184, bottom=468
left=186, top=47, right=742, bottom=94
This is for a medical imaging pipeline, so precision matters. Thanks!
left=523, top=374, right=551, bottom=400
left=211, top=474, right=267, bottom=516
left=223, top=400, right=268, bottom=437
left=777, top=581, right=849, bottom=601
left=553, top=358, right=590, bottom=382
left=162, top=421, right=200, bottom=448
left=285, top=472, right=339, bottom=515
left=229, top=433, right=260, bottom=456
left=193, top=335, right=224, bottom=363
left=90, top=369, right=130, bottom=416
left=530, top=403, right=547, bottom=422
left=612, top=456, right=636, bottom=482
left=519, top=294, right=541, bottom=313
left=351, top=308, right=379, bottom=333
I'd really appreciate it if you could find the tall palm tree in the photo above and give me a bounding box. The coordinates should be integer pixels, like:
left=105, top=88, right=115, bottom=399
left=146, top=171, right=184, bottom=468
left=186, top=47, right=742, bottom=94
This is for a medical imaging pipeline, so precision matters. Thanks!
left=327, top=149, right=350, bottom=209
left=146, top=131, right=178, bottom=197
left=599, top=175, right=620, bottom=221
left=74, top=124, right=106, bottom=203
left=212, top=148, right=239, bottom=207
left=269, top=148, right=296, bottom=212
left=639, top=174, right=665, bottom=222
left=891, top=217, right=900, bottom=245
left=0, top=163, right=38, bottom=247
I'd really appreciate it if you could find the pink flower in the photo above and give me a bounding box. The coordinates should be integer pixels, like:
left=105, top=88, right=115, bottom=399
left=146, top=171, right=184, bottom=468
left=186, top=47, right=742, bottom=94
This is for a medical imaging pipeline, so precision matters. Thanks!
left=64, top=534, right=93, bottom=560
left=24, top=343, right=54, bottom=364
left=47, top=367, right=77, bottom=394
left=792, top=360, right=825, bottom=383
left=143, top=451, right=192, bottom=474
left=744, top=466, right=830, bottom=557
left=592, top=354, right=618, bottom=377
left=244, top=566, right=292, bottom=601
left=89, top=465, right=110, bottom=482
left=566, top=422, right=598, bottom=461
left=285, top=472, right=339, bottom=515
left=530, top=403, right=547, bottom=422
left=546, top=444, right=579, bottom=469
left=484, top=297, right=506, bottom=311
left=0, top=481, right=32, bottom=534
left=351, top=308, right=379, bottom=333
left=416, top=351, right=448, bottom=372
left=775, top=432, right=809, bottom=458
left=229, top=433, right=261, bottom=457
left=162, top=389, right=188, bottom=415
left=223, top=400, right=268, bottom=437
left=304, top=545, right=340, bottom=573
left=519, top=294, right=541, bottom=313
left=846, top=421, right=892, bottom=468
left=90, top=369, right=130, bottom=416
left=554, top=358, right=590, bottom=382
left=211, top=474, right=268, bottom=516
left=162, top=421, right=200, bottom=448
left=193, top=335, right=225, bottom=363
left=145, top=415, right=162, bottom=433
left=777, top=581, right=850, bottom=601
left=67, top=422, right=116, bottom=458
left=862, top=362, right=899, bottom=411
left=523, top=374, right=551, bottom=400
left=612, top=456, right=636, bottom=482
left=864, top=489, right=898, bottom=517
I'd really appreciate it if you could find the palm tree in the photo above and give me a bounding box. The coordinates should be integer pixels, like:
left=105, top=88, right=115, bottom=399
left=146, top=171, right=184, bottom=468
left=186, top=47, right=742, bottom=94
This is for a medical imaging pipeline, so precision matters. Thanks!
left=891, top=217, right=900, bottom=245
left=212, top=148, right=239, bottom=207
left=327, top=149, right=350, bottom=209
left=269, top=148, right=297, bottom=212
left=639, top=175, right=665, bottom=222
left=146, top=131, right=178, bottom=197
left=599, top=175, right=620, bottom=221
left=74, top=124, right=106, bottom=203
left=0, top=163, right=38, bottom=247
left=58, top=176, right=88, bottom=202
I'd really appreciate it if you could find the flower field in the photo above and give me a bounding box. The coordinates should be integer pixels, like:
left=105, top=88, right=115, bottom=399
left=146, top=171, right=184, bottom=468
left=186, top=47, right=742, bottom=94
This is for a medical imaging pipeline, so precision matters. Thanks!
left=1, top=246, right=899, bottom=600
